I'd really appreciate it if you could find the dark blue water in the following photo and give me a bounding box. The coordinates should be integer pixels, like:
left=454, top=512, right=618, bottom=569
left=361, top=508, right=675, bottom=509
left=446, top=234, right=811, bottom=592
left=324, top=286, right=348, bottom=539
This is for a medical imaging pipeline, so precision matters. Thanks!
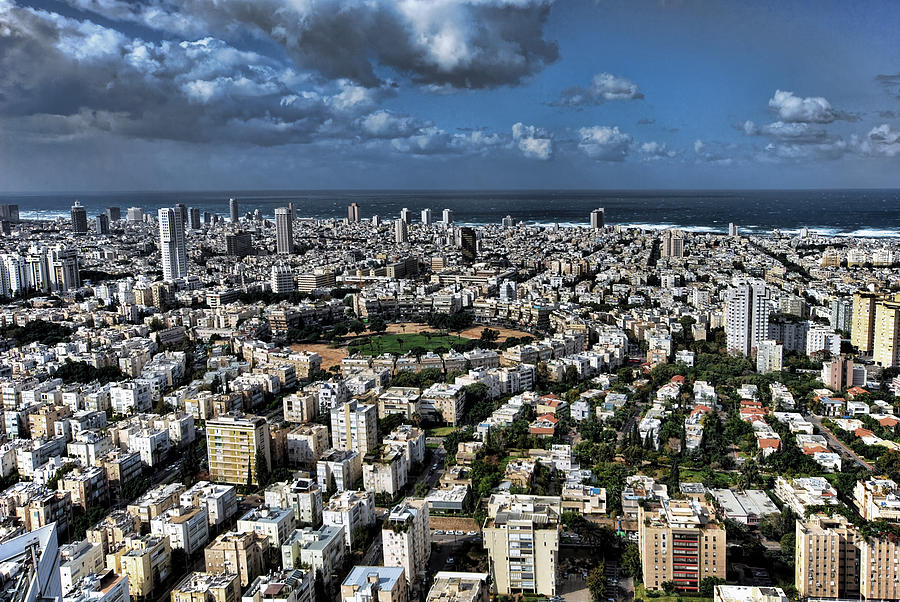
left=2, top=189, right=899, bottom=236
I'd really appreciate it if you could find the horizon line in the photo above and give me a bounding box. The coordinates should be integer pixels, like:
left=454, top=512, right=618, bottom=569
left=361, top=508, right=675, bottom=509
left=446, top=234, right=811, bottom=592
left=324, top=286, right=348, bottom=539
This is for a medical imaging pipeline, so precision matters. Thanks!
left=3, top=186, right=900, bottom=196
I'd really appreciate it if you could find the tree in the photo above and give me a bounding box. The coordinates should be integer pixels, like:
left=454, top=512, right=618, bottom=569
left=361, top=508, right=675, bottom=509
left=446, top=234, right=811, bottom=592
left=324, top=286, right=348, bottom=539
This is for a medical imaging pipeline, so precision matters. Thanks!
left=699, top=577, right=726, bottom=598
left=586, top=565, right=608, bottom=602
left=369, top=317, right=387, bottom=335
left=661, top=581, right=677, bottom=595
left=479, top=328, right=500, bottom=346
left=781, top=532, right=796, bottom=559
left=621, top=543, right=641, bottom=579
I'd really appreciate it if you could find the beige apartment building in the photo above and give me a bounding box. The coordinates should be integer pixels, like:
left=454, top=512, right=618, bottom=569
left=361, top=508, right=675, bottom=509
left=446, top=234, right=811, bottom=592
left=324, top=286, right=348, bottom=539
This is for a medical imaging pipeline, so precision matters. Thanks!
left=859, top=534, right=900, bottom=601
left=206, top=414, right=271, bottom=486
left=105, top=534, right=172, bottom=598
left=874, top=299, right=900, bottom=368
left=482, top=494, right=561, bottom=597
left=852, top=291, right=883, bottom=354
left=795, top=514, right=859, bottom=599
left=638, top=499, right=726, bottom=593
left=204, top=530, right=269, bottom=587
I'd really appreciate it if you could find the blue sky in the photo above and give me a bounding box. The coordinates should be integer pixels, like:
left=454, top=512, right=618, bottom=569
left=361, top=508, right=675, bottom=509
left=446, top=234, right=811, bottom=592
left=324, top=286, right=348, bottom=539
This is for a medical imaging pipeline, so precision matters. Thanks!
left=1, top=0, right=899, bottom=191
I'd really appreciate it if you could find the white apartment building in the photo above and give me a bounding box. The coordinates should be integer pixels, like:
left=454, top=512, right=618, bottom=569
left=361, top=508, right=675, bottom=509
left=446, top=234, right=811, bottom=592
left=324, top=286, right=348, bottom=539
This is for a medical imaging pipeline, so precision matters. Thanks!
left=322, top=490, right=375, bottom=551
left=150, top=505, right=209, bottom=555
left=382, top=500, right=431, bottom=589
left=330, top=400, right=378, bottom=457
left=725, top=278, right=774, bottom=357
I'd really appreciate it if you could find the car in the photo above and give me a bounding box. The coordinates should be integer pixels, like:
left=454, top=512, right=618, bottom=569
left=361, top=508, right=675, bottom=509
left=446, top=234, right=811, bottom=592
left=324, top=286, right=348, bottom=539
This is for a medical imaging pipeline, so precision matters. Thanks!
left=467, top=530, right=477, bottom=536
left=434, top=530, right=444, bottom=535
left=432, top=464, right=439, bottom=469
left=446, top=557, right=455, bottom=564
left=455, top=530, right=465, bottom=536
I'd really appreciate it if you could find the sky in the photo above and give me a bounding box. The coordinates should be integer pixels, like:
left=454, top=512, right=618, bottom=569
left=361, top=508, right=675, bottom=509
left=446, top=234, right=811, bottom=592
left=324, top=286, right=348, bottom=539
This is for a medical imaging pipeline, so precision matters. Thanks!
left=1, top=0, right=900, bottom=192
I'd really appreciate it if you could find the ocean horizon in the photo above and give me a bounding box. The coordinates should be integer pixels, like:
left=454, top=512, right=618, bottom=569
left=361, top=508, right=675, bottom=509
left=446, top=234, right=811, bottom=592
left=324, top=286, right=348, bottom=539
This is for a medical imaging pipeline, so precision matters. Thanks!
left=2, top=189, right=899, bottom=237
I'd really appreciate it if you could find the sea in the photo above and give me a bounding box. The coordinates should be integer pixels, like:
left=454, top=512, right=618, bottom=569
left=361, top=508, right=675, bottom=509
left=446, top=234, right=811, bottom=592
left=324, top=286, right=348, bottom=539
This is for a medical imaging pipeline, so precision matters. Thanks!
left=1, top=189, right=899, bottom=237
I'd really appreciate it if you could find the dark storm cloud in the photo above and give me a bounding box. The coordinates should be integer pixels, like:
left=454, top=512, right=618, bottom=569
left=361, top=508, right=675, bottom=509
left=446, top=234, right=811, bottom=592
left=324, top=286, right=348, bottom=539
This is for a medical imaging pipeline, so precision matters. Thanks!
left=0, top=1, right=528, bottom=153
left=61, top=0, right=560, bottom=89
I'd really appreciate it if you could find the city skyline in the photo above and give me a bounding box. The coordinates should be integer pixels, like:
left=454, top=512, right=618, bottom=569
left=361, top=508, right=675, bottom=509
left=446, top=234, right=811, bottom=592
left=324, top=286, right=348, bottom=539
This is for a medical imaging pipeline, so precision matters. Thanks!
left=2, top=1, right=900, bottom=191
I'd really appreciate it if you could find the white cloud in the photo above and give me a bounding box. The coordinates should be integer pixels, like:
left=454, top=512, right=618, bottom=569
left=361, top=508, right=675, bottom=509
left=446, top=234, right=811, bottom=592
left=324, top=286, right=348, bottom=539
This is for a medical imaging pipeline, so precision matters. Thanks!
left=639, top=141, right=676, bottom=160
left=768, top=89, right=837, bottom=123
left=576, top=126, right=631, bottom=161
left=512, top=122, right=552, bottom=160
left=555, top=72, right=643, bottom=106
left=857, top=124, right=900, bottom=157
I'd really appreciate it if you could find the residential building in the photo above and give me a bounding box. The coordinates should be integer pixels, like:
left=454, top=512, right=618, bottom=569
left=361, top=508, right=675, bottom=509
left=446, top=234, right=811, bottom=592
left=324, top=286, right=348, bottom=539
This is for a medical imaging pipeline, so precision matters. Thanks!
left=341, top=566, right=408, bottom=602
left=323, top=490, right=376, bottom=551
left=482, top=494, right=561, bottom=597
left=638, top=499, right=726, bottom=592
left=317, top=449, right=362, bottom=493
left=206, top=414, right=271, bottom=486
left=795, top=513, right=859, bottom=599
left=203, top=531, right=268, bottom=587
left=425, top=572, right=490, bottom=602
left=105, top=535, right=171, bottom=599
left=280, top=525, right=344, bottom=585
left=243, top=569, right=313, bottom=602
left=149, top=506, right=209, bottom=555
left=275, top=207, right=294, bottom=254
left=265, top=478, right=323, bottom=527
left=237, top=506, right=295, bottom=547
left=725, top=278, right=774, bottom=356
left=331, top=400, right=378, bottom=457
left=171, top=572, right=240, bottom=602
left=382, top=500, right=431, bottom=589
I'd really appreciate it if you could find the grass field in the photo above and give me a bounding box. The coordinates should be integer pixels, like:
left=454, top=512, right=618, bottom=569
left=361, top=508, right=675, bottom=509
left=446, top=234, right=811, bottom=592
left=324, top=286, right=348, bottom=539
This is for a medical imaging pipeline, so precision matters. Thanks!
left=426, top=426, right=456, bottom=437
left=348, top=332, right=471, bottom=356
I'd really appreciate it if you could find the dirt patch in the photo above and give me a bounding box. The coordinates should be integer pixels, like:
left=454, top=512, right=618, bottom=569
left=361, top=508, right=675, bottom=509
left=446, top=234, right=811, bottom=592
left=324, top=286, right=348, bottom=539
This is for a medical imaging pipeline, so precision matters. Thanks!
left=289, top=343, right=348, bottom=370
left=384, top=322, right=533, bottom=342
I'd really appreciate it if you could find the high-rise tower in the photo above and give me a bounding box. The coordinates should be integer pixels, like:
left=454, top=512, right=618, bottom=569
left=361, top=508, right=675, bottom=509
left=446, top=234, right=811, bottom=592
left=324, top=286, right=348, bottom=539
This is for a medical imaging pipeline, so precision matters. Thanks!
left=590, top=208, right=605, bottom=229
left=229, top=198, right=239, bottom=223
left=70, top=201, right=88, bottom=234
left=275, top=207, right=294, bottom=254
left=158, top=207, right=188, bottom=281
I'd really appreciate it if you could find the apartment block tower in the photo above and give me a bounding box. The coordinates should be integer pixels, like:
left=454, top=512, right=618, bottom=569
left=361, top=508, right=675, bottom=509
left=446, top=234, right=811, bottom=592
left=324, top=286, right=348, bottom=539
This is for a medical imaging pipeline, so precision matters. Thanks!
left=348, top=203, right=360, bottom=223
left=661, top=229, right=685, bottom=258
left=874, top=298, right=900, bottom=368
left=725, top=278, right=774, bottom=357
left=158, top=207, right=188, bottom=281
left=275, top=207, right=293, bottom=254
left=482, top=494, right=561, bottom=597
left=330, top=400, right=378, bottom=457
left=852, top=291, right=883, bottom=355
left=590, top=208, right=605, bottom=229
left=206, top=415, right=271, bottom=486
left=795, top=514, right=859, bottom=600
left=638, top=499, right=726, bottom=592
left=382, top=500, right=431, bottom=589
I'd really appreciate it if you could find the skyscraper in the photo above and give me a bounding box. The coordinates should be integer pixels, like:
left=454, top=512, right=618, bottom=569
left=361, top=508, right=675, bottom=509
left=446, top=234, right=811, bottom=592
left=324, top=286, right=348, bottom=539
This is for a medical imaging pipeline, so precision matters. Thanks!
left=442, top=209, right=453, bottom=225
left=400, top=208, right=411, bottom=224
left=275, top=207, right=294, bottom=254
left=189, top=207, right=201, bottom=230
left=660, top=229, right=685, bottom=258
left=158, top=207, right=188, bottom=281
left=502, top=215, right=514, bottom=227
left=394, top=219, right=408, bottom=244
left=725, top=278, right=774, bottom=356
left=457, top=227, right=477, bottom=263
left=95, top=214, right=109, bottom=235
left=175, top=203, right=188, bottom=228
left=70, top=201, right=88, bottom=234
left=728, top=222, right=739, bottom=236
left=590, top=208, right=605, bottom=229
left=107, top=207, right=121, bottom=221
left=288, top=201, right=295, bottom=221
left=348, top=203, right=359, bottom=223
left=421, top=208, right=432, bottom=225
left=229, top=198, right=239, bottom=223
